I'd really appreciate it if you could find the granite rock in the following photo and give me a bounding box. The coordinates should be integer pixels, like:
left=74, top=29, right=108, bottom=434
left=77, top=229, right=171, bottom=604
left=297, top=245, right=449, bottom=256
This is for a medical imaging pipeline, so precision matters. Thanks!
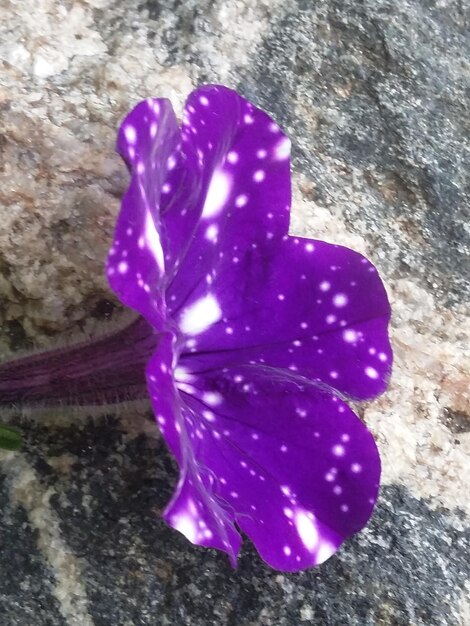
left=0, top=0, right=469, bottom=625
left=2, top=419, right=468, bottom=626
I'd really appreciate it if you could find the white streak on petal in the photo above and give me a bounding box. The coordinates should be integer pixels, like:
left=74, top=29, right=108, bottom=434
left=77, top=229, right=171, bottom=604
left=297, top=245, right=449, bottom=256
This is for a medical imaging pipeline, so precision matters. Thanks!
left=174, top=366, right=195, bottom=383
left=201, top=169, right=232, bottom=219
left=316, top=541, right=336, bottom=565
left=171, top=513, right=197, bottom=543
left=295, top=509, right=319, bottom=552
left=145, top=211, right=165, bottom=272
left=179, top=294, right=222, bottom=335
left=176, top=382, right=195, bottom=395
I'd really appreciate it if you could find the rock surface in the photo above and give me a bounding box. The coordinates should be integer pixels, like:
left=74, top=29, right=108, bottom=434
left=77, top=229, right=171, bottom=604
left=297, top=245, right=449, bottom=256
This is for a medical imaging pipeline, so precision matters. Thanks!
left=0, top=0, right=469, bottom=625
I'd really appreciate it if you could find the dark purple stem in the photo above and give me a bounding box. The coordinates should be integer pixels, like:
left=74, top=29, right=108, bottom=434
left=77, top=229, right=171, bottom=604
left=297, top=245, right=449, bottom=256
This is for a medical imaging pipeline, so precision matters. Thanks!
left=0, top=317, right=158, bottom=409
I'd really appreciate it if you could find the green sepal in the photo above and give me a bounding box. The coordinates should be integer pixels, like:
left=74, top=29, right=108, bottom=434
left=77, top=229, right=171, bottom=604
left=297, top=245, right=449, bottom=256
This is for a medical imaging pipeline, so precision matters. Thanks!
left=0, top=425, right=22, bottom=451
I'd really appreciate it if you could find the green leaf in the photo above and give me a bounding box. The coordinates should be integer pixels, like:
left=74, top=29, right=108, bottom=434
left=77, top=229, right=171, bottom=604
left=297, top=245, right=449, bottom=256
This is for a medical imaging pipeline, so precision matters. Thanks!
left=0, top=425, right=22, bottom=451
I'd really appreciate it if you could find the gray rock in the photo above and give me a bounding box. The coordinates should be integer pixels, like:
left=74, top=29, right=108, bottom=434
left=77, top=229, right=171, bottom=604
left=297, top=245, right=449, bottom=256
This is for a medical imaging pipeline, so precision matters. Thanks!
left=240, top=0, right=470, bottom=309
left=1, top=418, right=468, bottom=626
left=0, top=476, right=64, bottom=625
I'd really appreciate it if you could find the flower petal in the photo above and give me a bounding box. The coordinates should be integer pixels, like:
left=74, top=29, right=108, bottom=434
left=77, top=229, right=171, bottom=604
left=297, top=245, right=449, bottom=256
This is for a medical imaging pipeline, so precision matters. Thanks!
left=172, top=360, right=381, bottom=571
left=108, top=85, right=285, bottom=321
left=108, top=88, right=391, bottom=400
left=160, top=85, right=266, bottom=278
left=145, top=333, right=242, bottom=564
left=170, top=234, right=392, bottom=401
left=108, top=87, right=392, bottom=572
left=106, top=98, right=182, bottom=328
left=165, top=85, right=292, bottom=310
left=159, top=86, right=391, bottom=400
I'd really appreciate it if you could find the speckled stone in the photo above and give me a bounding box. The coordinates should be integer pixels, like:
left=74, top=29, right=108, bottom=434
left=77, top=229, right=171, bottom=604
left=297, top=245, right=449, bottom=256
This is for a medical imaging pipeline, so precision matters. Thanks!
left=0, top=476, right=65, bottom=625
left=1, top=419, right=469, bottom=626
left=0, top=0, right=469, bottom=624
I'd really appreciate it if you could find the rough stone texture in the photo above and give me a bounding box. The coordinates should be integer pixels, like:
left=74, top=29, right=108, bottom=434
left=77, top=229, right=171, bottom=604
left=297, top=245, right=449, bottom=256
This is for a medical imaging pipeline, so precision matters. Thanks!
left=0, top=0, right=469, bottom=625
left=2, top=419, right=469, bottom=626
left=0, top=474, right=65, bottom=625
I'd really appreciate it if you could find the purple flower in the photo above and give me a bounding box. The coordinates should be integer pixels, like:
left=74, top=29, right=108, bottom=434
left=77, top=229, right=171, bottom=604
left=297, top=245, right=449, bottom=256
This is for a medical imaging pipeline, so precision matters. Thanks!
left=105, top=85, right=392, bottom=571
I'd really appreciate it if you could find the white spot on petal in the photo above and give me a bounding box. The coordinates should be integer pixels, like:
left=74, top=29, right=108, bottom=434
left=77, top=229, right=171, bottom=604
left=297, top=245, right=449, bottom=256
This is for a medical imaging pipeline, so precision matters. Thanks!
left=202, top=391, right=223, bottom=407
left=235, top=194, right=248, bottom=208
left=124, top=125, right=137, bottom=144
left=343, top=329, right=358, bottom=343
left=203, top=410, right=216, bottom=422
left=365, top=366, right=379, bottom=379
left=205, top=224, right=218, bottom=242
left=274, top=137, right=291, bottom=160
left=333, top=293, right=348, bottom=307
left=333, top=444, right=345, bottom=457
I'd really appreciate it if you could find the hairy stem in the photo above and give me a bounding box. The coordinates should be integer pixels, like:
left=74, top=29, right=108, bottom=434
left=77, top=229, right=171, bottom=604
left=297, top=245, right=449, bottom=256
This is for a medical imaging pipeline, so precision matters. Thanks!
left=0, top=317, right=158, bottom=409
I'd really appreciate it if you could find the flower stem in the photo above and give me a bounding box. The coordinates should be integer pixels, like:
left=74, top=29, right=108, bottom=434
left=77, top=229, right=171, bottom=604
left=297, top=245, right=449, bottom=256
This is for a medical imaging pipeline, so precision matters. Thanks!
left=0, top=317, right=157, bottom=409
